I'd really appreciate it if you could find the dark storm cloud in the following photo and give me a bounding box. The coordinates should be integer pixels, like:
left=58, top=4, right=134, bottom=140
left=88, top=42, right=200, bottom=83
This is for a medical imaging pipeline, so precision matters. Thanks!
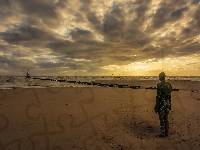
left=192, top=0, right=200, bottom=4
left=0, top=45, right=7, bottom=52
left=151, top=6, right=171, bottom=29
left=0, top=0, right=11, bottom=9
left=103, top=7, right=125, bottom=30
left=176, top=41, right=200, bottom=55
left=0, top=22, right=69, bottom=51
left=0, top=0, right=200, bottom=75
left=87, top=12, right=103, bottom=33
left=135, top=5, right=148, bottom=19
left=111, top=55, right=134, bottom=62
left=80, top=0, right=92, bottom=5
left=73, top=13, right=85, bottom=23
left=70, top=28, right=95, bottom=41
left=124, top=29, right=150, bottom=48
left=101, top=2, right=128, bottom=43
left=140, top=45, right=158, bottom=53
left=148, top=48, right=173, bottom=59
left=66, top=62, right=87, bottom=70
left=16, top=0, right=51, bottom=14
left=15, top=0, right=56, bottom=26
left=46, top=40, right=71, bottom=53
left=0, top=55, right=35, bottom=69
left=37, top=62, right=65, bottom=68
left=46, top=39, right=109, bottom=59
left=0, top=31, right=35, bottom=45
left=170, top=7, right=188, bottom=20
left=151, top=2, right=188, bottom=30
left=79, top=0, right=93, bottom=11
left=87, top=13, right=101, bottom=25
left=66, top=61, right=107, bottom=73
left=0, top=44, right=35, bottom=59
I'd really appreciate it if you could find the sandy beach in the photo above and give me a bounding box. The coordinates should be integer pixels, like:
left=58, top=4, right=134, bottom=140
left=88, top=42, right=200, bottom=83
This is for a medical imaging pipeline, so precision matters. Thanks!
left=0, top=81, right=200, bottom=149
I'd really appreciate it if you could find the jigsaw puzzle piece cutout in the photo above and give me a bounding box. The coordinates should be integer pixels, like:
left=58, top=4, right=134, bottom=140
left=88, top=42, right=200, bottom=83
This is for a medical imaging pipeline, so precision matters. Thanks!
left=12, top=88, right=30, bottom=95
left=26, top=88, right=97, bottom=128
left=0, top=114, right=9, bottom=131
left=25, top=88, right=102, bottom=149
left=0, top=90, right=42, bottom=150
left=28, top=112, right=102, bottom=149
left=46, top=87, right=64, bottom=94
left=83, top=135, right=111, bottom=150
left=0, top=90, right=7, bottom=100
left=0, top=139, right=22, bottom=150
left=75, top=87, right=95, bottom=103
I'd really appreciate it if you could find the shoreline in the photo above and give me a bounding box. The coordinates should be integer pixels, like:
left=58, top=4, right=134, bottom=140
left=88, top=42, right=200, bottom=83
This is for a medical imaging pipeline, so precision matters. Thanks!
left=1, top=79, right=200, bottom=91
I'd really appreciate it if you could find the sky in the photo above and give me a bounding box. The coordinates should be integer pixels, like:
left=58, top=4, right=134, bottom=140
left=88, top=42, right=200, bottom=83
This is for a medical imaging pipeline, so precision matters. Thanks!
left=0, top=0, right=200, bottom=76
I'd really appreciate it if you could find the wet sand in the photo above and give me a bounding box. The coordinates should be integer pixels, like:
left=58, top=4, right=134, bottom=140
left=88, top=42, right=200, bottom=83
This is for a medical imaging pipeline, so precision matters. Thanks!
left=0, top=84, right=200, bottom=149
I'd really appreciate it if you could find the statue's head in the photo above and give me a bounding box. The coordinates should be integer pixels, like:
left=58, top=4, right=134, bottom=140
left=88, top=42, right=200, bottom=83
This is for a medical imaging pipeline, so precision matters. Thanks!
left=159, top=72, right=166, bottom=81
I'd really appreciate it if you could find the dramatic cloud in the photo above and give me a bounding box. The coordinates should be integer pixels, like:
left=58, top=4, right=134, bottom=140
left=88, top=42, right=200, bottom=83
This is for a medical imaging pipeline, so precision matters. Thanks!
left=0, top=0, right=200, bottom=76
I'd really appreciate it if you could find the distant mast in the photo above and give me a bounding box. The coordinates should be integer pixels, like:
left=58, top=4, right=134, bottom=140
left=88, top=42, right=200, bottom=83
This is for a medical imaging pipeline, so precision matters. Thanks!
left=26, top=70, right=30, bottom=78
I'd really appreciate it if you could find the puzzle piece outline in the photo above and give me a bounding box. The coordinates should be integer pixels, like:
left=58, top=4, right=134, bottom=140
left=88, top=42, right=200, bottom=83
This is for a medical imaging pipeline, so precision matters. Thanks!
left=24, top=87, right=110, bottom=149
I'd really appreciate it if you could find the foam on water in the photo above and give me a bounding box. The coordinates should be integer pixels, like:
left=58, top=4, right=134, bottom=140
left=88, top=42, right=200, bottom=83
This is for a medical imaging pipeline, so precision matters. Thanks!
left=0, top=76, right=200, bottom=89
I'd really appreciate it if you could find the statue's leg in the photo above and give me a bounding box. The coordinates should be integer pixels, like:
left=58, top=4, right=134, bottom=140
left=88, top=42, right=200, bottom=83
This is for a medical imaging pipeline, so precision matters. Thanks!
left=164, top=109, right=169, bottom=136
left=158, top=110, right=166, bottom=136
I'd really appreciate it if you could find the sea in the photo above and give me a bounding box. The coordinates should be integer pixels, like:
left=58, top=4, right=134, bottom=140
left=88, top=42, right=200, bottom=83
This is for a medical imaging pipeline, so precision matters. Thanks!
left=0, top=76, right=200, bottom=89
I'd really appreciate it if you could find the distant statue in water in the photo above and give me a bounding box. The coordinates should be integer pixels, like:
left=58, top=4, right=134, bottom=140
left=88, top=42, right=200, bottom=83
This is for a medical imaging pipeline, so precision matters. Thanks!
left=26, top=70, right=30, bottom=78
left=154, top=72, right=172, bottom=137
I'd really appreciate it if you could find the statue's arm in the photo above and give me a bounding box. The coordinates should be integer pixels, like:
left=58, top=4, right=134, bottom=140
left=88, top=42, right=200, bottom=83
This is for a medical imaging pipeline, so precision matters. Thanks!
left=155, top=83, right=161, bottom=112
left=168, top=83, right=172, bottom=110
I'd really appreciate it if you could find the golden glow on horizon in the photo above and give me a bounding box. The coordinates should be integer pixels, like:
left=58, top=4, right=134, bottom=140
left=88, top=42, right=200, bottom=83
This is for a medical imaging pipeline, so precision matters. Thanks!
left=101, top=55, right=200, bottom=76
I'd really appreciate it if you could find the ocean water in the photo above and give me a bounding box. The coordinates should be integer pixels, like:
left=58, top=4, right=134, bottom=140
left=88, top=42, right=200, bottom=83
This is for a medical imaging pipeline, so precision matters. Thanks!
left=0, top=76, right=200, bottom=89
